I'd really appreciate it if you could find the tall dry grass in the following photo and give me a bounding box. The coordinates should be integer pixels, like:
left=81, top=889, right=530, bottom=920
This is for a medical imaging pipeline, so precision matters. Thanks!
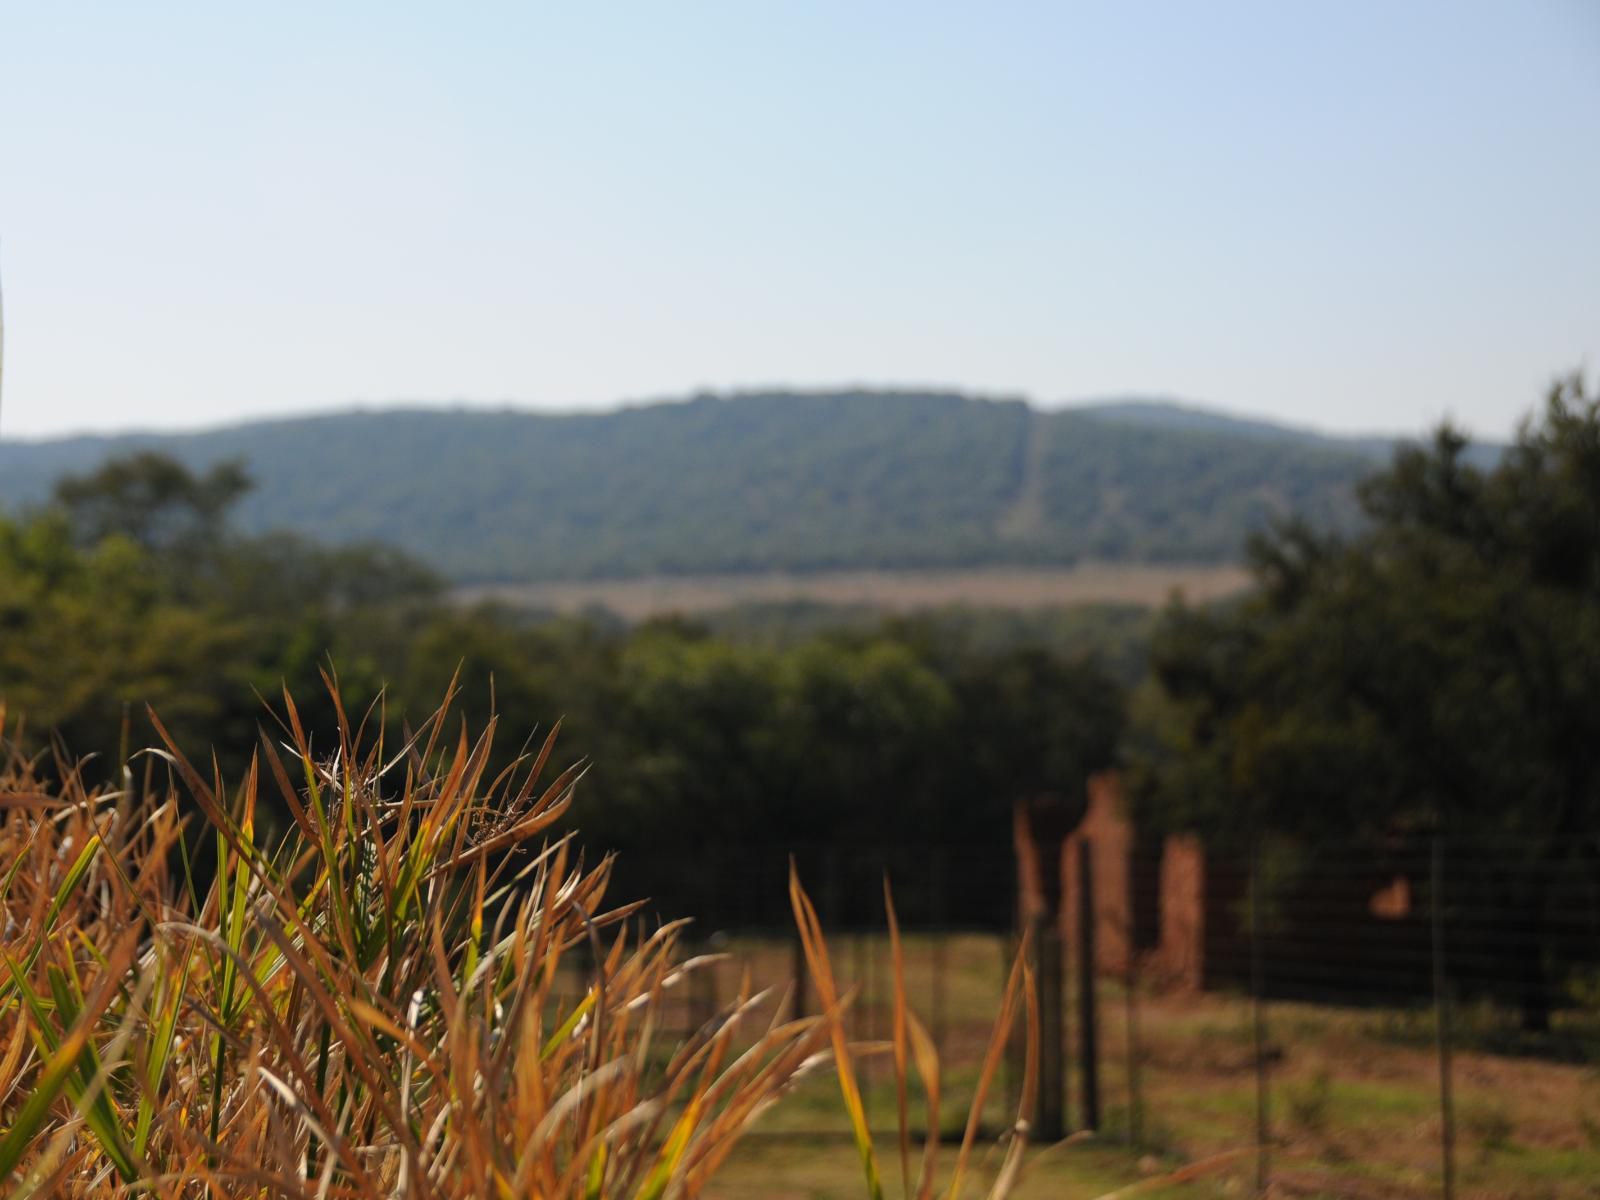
left=0, top=677, right=1038, bottom=1198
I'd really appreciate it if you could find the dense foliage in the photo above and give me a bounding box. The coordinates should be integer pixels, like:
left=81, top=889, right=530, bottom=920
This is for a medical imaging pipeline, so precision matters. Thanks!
left=0, top=392, right=1382, bottom=580
left=0, top=453, right=1125, bottom=923
left=1134, top=374, right=1600, bottom=1027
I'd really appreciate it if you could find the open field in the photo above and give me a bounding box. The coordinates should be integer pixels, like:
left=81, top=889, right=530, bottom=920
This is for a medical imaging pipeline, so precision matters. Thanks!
left=454, top=563, right=1251, bottom=619
left=640, top=935, right=1600, bottom=1199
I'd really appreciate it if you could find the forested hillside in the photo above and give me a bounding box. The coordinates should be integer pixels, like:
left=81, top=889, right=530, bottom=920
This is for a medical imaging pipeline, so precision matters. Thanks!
left=0, top=391, right=1396, bottom=581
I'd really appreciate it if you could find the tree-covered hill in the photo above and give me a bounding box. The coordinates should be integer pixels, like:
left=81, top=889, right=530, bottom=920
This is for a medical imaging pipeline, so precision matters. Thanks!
left=0, top=390, right=1426, bottom=581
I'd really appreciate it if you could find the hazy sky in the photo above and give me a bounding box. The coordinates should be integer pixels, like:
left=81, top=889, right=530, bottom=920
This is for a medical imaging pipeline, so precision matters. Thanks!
left=2, top=1, right=1595, bottom=440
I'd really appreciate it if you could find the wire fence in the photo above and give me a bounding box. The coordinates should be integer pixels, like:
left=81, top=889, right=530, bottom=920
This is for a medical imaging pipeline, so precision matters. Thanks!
left=597, top=836, right=1600, bottom=1198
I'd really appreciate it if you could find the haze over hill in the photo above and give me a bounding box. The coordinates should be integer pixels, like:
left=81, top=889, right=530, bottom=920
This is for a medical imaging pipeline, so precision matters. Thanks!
left=0, top=391, right=1457, bottom=584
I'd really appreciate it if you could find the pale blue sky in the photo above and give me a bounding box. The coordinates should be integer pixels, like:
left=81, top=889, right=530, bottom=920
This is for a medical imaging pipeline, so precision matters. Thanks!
left=2, top=1, right=1595, bottom=439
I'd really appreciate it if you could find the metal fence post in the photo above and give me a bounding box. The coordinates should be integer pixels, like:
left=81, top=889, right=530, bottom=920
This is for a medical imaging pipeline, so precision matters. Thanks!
left=853, top=927, right=869, bottom=1092
left=1022, top=798, right=1071, bottom=1141
left=862, top=914, right=877, bottom=1100
left=1250, top=838, right=1271, bottom=1197
left=1125, top=844, right=1144, bottom=1150
left=1036, top=911, right=1066, bottom=1141
left=1079, top=837, right=1100, bottom=1132
left=932, top=846, right=948, bottom=1063
left=1433, top=837, right=1456, bottom=1200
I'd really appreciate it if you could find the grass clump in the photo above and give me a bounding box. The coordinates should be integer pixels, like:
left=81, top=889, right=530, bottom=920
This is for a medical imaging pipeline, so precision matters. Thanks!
left=0, top=680, right=837, bottom=1197
left=1, top=674, right=1251, bottom=1199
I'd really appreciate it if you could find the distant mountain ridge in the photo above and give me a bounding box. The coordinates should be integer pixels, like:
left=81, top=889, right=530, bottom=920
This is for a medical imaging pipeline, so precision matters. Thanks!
left=0, top=391, right=1472, bottom=583
left=1070, top=397, right=1504, bottom=467
left=1070, top=398, right=1389, bottom=448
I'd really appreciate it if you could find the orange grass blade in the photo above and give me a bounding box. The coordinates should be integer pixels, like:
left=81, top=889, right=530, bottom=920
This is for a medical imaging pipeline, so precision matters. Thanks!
left=790, top=861, right=884, bottom=1200
left=906, top=1009, right=942, bottom=1200
left=946, top=928, right=1031, bottom=1200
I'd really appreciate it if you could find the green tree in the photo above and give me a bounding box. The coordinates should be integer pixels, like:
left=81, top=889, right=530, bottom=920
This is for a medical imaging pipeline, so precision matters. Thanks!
left=774, top=638, right=955, bottom=845
left=2, top=453, right=441, bottom=794
left=1135, top=374, right=1600, bottom=1029
left=54, top=452, right=251, bottom=558
left=0, top=510, right=248, bottom=761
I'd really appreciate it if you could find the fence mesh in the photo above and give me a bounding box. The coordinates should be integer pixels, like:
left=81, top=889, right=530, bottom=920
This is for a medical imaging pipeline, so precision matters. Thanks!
left=592, top=836, right=1600, bottom=1197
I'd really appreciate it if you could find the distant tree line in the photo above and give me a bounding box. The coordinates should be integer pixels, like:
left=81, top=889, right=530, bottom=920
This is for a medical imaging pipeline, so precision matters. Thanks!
left=0, top=451, right=1123, bottom=916
left=2, top=375, right=1595, bottom=1027
left=1132, top=374, right=1600, bottom=1030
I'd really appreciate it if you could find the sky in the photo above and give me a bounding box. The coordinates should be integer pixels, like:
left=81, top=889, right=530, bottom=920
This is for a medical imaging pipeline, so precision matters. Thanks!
left=1, top=1, right=1596, bottom=441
